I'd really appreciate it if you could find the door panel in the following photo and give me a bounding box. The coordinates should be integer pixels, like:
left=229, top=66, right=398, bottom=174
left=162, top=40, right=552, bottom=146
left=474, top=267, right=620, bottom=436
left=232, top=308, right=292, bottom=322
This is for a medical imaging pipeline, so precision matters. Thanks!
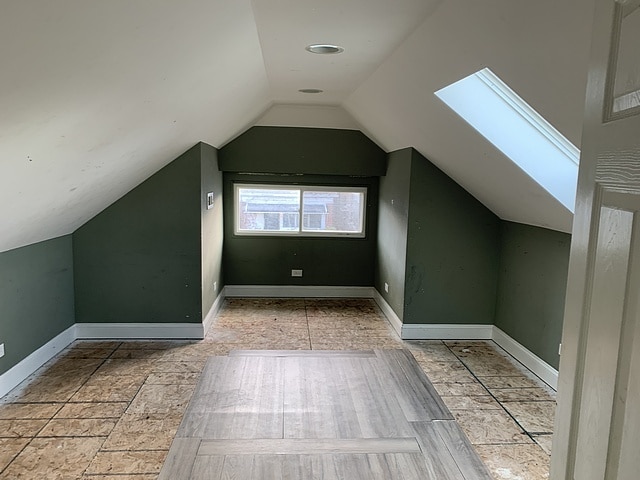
left=551, top=0, right=640, bottom=478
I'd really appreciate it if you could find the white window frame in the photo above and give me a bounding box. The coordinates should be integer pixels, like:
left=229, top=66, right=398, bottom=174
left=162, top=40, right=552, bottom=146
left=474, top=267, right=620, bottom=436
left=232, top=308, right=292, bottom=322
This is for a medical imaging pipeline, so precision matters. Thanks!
left=234, top=183, right=367, bottom=238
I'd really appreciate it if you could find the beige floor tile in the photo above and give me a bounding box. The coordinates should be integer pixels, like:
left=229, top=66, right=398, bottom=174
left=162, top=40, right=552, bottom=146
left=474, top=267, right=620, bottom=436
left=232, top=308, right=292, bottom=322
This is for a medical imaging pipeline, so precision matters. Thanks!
left=416, top=360, right=477, bottom=383
left=0, top=419, right=48, bottom=438
left=38, top=418, right=118, bottom=437
left=93, top=359, right=155, bottom=376
left=102, top=413, right=183, bottom=450
left=433, top=382, right=489, bottom=396
left=59, top=346, right=117, bottom=359
left=71, top=375, right=146, bottom=402
left=80, top=475, right=158, bottom=480
left=85, top=450, right=167, bottom=475
left=40, top=358, right=105, bottom=378
left=533, top=434, right=553, bottom=455
left=0, top=438, right=29, bottom=471
left=151, top=360, right=206, bottom=373
left=126, top=384, right=195, bottom=415
left=54, top=402, right=128, bottom=419
left=6, top=375, right=88, bottom=403
left=109, top=349, right=176, bottom=361
left=476, top=444, right=550, bottom=479
left=490, top=387, right=556, bottom=402
left=453, top=410, right=531, bottom=445
left=407, top=343, right=460, bottom=363
left=480, top=375, right=550, bottom=390
left=441, top=395, right=502, bottom=411
left=0, top=437, right=105, bottom=479
left=502, top=401, right=556, bottom=433
left=0, top=402, right=63, bottom=420
left=144, top=372, right=200, bottom=385
left=444, top=340, right=495, bottom=348
left=459, top=356, right=526, bottom=377
left=71, top=341, right=123, bottom=350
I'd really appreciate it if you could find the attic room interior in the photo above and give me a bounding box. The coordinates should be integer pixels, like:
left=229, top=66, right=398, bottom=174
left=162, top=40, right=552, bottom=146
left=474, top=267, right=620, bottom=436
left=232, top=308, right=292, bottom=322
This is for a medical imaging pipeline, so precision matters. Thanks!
left=4, top=0, right=640, bottom=478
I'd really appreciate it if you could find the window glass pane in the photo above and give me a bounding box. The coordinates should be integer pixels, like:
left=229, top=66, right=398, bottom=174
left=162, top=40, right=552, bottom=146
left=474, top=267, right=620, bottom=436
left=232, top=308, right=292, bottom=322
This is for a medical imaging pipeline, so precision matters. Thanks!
left=237, top=188, right=300, bottom=232
left=302, top=190, right=364, bottom=233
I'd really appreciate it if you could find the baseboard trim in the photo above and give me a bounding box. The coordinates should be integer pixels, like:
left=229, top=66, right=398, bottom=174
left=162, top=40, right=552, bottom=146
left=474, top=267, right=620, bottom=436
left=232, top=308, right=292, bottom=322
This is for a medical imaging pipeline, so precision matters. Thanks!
left=492, top=327, right=558, bottom=390
left=371, top=290, right=402, bottom=337
left=224, top=285, right=375, bottom=298
left=0, top=324, right=77, bottom=398
left=203, top=288, right=227, bottom=336
left=75, top=322, right=204, bottom=339
left=401, top=323, right=494, bottom=340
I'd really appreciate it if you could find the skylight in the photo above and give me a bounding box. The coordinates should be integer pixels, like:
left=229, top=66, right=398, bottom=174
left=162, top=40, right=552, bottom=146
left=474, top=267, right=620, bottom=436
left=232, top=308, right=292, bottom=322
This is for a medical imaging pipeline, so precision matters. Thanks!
left=435, top=68, right=579, bottom=212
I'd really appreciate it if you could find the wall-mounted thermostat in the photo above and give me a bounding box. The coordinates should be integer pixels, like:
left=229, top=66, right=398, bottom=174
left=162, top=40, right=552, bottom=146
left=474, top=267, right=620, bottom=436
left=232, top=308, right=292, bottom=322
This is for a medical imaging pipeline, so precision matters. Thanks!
left=207, top=192, right=214, bottom=209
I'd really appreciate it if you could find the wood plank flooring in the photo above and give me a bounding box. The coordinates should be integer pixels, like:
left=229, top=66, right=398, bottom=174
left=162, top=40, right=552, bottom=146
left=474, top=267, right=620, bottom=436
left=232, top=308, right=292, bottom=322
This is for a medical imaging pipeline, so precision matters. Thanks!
left=159, top=349, right=492, bottom=480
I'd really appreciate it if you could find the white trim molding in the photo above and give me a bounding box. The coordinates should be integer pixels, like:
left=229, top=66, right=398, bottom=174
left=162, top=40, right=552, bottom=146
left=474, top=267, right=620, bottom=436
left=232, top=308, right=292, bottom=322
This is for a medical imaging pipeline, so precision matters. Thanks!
left=371, top=290, right=402, bottom=337
left=203, top=288, right=227, bottom=336
left=75, top=322, right=204, bottom=340
left=401, top=323, right=494, bottom=340
left=492, top=327, right=558, bottom=390
left=0, top=325, right=76, bottom=398
left=224, top=285, right=375, bottom=298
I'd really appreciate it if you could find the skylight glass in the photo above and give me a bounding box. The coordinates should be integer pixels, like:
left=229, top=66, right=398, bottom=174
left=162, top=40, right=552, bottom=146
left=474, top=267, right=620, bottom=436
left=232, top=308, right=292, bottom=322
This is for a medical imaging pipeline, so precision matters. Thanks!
left=435, top=68, right=579, bottom=212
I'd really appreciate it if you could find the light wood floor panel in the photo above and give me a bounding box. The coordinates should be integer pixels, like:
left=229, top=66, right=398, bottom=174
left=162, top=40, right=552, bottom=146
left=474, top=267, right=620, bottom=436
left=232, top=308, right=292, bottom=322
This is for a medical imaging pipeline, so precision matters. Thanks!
left=160, top=349, right=493, bottom=480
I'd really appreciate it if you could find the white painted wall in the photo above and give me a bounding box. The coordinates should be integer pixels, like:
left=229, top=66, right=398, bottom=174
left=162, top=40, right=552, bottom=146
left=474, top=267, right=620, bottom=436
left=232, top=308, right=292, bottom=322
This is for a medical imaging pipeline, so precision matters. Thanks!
left=345, top=0, right=595, bottom=233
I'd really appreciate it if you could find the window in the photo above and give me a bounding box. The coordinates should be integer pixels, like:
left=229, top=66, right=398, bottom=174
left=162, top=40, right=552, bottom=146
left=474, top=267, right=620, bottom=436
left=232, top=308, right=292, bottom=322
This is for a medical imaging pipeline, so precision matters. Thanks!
left=235, top=184, right=366, bottom=237
left=435, top=68, right=579, bottom=212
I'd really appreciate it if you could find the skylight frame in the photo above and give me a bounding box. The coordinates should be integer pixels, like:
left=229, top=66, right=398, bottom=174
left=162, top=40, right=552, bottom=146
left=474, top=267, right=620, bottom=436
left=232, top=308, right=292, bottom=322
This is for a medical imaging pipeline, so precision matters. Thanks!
left=435, top=67, right=580, bottom=212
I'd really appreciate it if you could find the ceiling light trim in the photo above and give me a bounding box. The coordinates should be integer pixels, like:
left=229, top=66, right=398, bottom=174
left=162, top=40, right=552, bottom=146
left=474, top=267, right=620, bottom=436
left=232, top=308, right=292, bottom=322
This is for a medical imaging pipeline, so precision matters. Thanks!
left=305, top=44, right=345, bottom=55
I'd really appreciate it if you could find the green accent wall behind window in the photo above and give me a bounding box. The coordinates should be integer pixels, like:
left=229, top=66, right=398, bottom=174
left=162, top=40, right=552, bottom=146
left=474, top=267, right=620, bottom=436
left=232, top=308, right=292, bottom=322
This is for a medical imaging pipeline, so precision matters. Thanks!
left=219, top=126, right=387, bottom=176
left=495, top=221, right=571, bottom=368
left=220, top=126, right=385, bottom=287
left=223, top=173, right=379, bottom=286
left=0, top=235, right=75, bottom=375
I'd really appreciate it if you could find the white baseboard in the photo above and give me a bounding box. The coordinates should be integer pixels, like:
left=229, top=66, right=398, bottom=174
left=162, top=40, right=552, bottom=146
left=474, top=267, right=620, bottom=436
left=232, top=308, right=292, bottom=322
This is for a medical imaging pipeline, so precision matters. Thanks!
left=372, top=290, right=403, bottom=337
left=492, top=327, right=558, bottom=390
left=401, top=323, right=494, bottom=340
left=0, top=324, right=76, bottom=398
left=203, top=288, right=227, bottom=336
left=224, top=285, right=375, bottom=298
left=75, top=322, right=204, bottom=339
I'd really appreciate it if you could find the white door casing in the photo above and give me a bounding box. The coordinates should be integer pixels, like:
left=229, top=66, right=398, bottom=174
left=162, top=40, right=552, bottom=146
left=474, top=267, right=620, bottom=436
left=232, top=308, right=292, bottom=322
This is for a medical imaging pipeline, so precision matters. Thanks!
left=552, top=0, right=640, bottom=479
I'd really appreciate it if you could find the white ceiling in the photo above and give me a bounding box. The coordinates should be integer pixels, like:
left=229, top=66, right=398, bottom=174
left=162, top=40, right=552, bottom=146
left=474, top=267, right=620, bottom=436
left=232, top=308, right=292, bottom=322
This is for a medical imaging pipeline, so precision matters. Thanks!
left=0, top=0, right=595, bottom=253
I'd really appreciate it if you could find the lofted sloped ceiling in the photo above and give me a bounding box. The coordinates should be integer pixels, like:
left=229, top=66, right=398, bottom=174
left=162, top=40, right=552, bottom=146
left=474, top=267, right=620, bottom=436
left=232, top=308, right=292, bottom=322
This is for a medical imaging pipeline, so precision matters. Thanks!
left=1, top=0, right=594, bottom=253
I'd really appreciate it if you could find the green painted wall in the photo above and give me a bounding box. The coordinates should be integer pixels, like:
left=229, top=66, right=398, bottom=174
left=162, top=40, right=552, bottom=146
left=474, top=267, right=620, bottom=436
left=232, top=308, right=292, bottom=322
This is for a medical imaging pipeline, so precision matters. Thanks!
left=220, top=127, right=384, bottom=287
left=74, top=143, right=219, bottom=324
left=376, top=148, right=411, bottom=317
left=223, top=173, right=379, bottom=286
left=0, top=236, right=75, bottom=375
left=403, top=149, right=501, bottom=325
left=201, top=143, right=224, bottom=317
left=495, top=221, right=571, bottom=368
left=219, top=126, right=387, bottom=176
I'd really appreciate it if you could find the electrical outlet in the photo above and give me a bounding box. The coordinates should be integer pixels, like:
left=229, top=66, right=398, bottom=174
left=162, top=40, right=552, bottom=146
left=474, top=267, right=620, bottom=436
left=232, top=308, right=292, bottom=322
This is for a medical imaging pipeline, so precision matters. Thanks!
left=291, top=269, right=303, bottom=277
left=384, top=282, right=389, bottom=293
left=213, top=281, right=217, bottom=292
left=0, top=343, right=4, bottom=358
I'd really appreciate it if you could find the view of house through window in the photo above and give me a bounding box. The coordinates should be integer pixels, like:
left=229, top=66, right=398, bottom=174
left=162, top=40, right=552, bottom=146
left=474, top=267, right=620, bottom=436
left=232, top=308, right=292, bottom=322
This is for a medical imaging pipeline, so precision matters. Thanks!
left=235, top=184, right=366, bottom=237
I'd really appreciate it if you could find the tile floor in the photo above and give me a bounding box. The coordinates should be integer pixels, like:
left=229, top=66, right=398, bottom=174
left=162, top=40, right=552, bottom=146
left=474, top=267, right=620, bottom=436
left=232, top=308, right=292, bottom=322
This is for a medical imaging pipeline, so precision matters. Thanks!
left=0, top=298, right=555, bottom=479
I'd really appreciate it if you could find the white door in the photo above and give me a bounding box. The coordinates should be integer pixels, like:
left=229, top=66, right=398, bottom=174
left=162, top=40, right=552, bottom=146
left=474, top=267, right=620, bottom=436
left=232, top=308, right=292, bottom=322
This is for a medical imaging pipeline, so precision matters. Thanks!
left=552, top=0, right=640, bottom=479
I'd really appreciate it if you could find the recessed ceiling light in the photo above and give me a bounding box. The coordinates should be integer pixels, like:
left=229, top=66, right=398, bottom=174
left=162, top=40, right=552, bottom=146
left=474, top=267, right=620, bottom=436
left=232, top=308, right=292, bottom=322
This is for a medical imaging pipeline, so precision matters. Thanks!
left=305, top=44, right=344, bottom=55
left=298, top=88, right=324, bottom=94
